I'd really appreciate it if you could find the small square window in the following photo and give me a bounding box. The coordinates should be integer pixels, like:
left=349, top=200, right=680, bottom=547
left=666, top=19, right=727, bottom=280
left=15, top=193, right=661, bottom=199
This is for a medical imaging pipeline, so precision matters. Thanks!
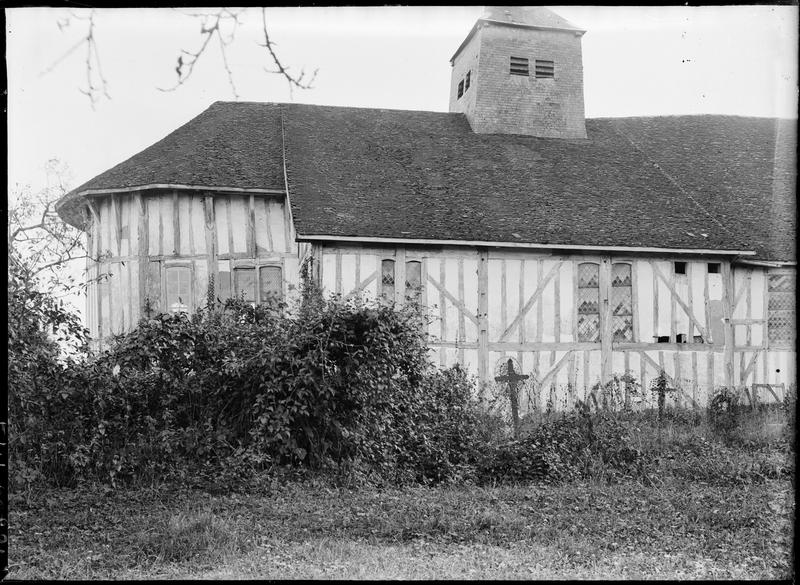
left=457, top=80, right=464, bottom=99
left=707, top=263, right=720, bottom=274
left=674, top=262, right=687, bottom=275
left=510, top=56, right=529, bottom=76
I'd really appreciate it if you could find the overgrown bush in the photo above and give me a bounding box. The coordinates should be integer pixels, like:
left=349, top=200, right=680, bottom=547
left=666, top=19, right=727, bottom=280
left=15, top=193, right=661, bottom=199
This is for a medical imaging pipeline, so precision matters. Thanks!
left=477, top=405, right=643, bottom=484
left=707, top=387, right=742, bottom=441
left=9, top=281, right=492, bottom=488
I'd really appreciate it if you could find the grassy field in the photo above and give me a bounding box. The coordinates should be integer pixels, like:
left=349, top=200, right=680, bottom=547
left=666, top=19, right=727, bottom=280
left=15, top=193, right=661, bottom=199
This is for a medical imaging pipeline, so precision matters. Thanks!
left=9, top=402, right=796, bottom=579
left=9, top=471, right=794, bottom=579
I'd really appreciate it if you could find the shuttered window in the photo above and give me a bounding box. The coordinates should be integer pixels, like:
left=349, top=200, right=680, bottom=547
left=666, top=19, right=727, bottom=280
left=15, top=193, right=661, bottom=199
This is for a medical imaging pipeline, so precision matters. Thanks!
left=768, top=271, right=795, bottom=348
left=165, top=266, right=192, bottom=313
left=577, top=262, right=600, bottom=342
left=457, top=80, right=464, bottom=99
left=510, top=56, right=529, bottom=76
left=611, top=263, right=633, bottom=341
left=534, top=59, right=554, bottom=78
left=381, top=259, right=395, bottom=301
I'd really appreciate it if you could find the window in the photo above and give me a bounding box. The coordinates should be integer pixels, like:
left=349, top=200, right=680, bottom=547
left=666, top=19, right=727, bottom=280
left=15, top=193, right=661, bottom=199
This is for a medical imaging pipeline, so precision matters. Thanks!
left=405, top=260, right=422, bottom=303
left=465, top=71, right=471, bottom=90
left=457, top=80, right=464, bottom=99
left=234, top=267, right=256, bottom=303
left=381, top=259, right=395, bottom=301
left=534, top=59, right=554, bottom=78
left=707, top=263, right=721, bottom=274
left=768, top=271, right=795, bottom=348
left=230, top=265, right=283, bottom=305
left=510, top=56, right=529, bottom=76
left=577, top=263, right=600, bottom=342
left=259, top=266, right=283, bottom=303
left=165, top=266, right=192, bottom=313
left=674, top=261, right=687, bottom=275
left=611, top=263, right=633, bottom=341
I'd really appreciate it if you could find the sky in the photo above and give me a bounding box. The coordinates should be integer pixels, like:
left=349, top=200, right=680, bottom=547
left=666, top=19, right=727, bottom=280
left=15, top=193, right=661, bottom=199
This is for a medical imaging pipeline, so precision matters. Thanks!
left=5, top=5, right=799, bottom=316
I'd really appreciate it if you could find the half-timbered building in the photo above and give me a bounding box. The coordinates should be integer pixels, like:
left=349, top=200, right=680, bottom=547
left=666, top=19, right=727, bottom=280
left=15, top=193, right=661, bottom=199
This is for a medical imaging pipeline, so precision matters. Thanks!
left=56, top=6, right=796, bottom=411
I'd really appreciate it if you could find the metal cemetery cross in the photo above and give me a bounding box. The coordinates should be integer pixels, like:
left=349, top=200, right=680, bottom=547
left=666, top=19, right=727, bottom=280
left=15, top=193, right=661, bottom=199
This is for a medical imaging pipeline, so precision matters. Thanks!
left=495, top=358, right=529, bottom=437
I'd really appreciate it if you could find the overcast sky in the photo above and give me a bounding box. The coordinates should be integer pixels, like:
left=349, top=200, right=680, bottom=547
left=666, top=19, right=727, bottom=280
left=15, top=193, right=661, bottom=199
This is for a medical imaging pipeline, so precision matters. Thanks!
left=5, top=5, right=798, bottom=318
left=7, top=5, right=798, bottom=197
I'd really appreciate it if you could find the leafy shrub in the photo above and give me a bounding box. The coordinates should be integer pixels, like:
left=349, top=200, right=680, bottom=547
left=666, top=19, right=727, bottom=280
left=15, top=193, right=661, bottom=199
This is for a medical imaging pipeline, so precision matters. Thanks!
left=391, top=364, right=490, bottom=484
left=707, top=387, right=742, bottom=440
left=477, top=406, right=642, bottom=484
left=10, top=282, right=494, bottom=488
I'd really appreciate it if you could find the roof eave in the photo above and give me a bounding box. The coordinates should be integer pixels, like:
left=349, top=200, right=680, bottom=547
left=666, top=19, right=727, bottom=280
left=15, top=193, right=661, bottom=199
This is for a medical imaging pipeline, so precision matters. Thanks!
left=450, top=18, right=586, bottom=64
left=294, top=233, right=756, bottom=256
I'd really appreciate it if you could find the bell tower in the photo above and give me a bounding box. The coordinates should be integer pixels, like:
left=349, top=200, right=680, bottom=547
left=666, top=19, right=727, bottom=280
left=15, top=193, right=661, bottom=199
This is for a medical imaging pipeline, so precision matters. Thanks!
left=449, top=6, right=587, bottom=139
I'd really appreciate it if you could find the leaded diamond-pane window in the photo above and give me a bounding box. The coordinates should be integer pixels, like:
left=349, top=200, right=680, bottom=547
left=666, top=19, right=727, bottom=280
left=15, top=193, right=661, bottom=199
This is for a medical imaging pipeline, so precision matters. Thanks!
left=577, top=263, right=600, bottom=342
left=578, top=263, right=599, bottom=288
left=259, top=266, right=283, bottom=303
left=611, top=263, right=632, bottom=287
left=768, top=271, right=795, bottom=347
left=381, top=259, right=395, bottom=301
left=611, top=263, right=633, bottom=341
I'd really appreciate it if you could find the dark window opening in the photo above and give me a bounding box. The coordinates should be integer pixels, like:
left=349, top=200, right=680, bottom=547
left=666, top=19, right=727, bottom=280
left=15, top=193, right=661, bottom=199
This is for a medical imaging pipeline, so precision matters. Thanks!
left=510, top=56, right=529, bottom=76
left=465, top=71, right=471, bottom=90
left=534, top=59, right=554, bottom=78
left=657, top=335, right=671, bottom=343
left=674, top=261, right=687, bottom=275
left=707, top=262, right=720, bottom=274
left=676, top=333, right=687, bottom=343
left=457, top=80, right=464, bottom=99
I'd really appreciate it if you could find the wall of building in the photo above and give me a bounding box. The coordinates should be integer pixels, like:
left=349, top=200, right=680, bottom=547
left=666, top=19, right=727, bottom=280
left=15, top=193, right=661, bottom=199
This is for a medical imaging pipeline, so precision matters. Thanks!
left=315, top=242, right=795, bottom=411
left=451, top=22, right=587, bottom=138
left=84, top=190, right=301, bottom=342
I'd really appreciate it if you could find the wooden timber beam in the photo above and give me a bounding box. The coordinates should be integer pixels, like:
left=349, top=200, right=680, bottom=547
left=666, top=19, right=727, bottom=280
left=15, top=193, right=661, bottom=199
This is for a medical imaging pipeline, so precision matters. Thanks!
left=650, top=261, right=711, bottom=341
left=499, top=260, right=563, bottom=342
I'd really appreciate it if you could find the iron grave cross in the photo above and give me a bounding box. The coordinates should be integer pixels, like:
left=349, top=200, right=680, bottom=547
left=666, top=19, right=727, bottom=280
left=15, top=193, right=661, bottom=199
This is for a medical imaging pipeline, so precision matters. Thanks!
left=495, top=358, right=529, bottom=436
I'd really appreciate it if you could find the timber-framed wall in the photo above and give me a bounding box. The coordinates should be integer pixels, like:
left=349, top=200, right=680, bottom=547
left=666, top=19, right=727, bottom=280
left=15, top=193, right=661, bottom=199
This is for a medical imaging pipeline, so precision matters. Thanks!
left=84, top=189, right=301, bottom=343
left=312, top=241, right=795, bottom=411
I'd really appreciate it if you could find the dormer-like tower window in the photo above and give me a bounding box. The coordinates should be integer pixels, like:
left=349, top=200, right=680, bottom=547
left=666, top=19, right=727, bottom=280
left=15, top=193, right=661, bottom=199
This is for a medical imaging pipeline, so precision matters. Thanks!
left=534, top=59, right=554, bottom=78
left=510, top=56, right=529, bottom=76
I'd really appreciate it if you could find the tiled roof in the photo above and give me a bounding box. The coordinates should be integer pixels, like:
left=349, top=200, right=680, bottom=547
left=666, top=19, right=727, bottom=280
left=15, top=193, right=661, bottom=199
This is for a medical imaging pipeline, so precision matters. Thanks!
left=55, top=102, right=285, bottom=225
left=601, top=115, right=796, bottom=263
left=57, top=101, right=796, bottom=262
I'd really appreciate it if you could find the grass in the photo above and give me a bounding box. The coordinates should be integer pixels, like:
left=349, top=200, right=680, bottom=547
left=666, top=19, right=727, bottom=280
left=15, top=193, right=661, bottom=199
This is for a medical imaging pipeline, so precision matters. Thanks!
left=9, top=404, right=795, bottom=579
left=9, top=473, right=794, bottom=579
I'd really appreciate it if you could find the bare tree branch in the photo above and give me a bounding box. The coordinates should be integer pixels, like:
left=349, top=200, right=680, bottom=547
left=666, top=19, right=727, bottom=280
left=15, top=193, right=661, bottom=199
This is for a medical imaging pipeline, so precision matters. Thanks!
left=158, top=8, right=244, bottom=97
left=40, top=10, right=110, bottom=108
left=39, top=8, right=319, bottom=105
left=258, top=7, right=318, bottom=98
